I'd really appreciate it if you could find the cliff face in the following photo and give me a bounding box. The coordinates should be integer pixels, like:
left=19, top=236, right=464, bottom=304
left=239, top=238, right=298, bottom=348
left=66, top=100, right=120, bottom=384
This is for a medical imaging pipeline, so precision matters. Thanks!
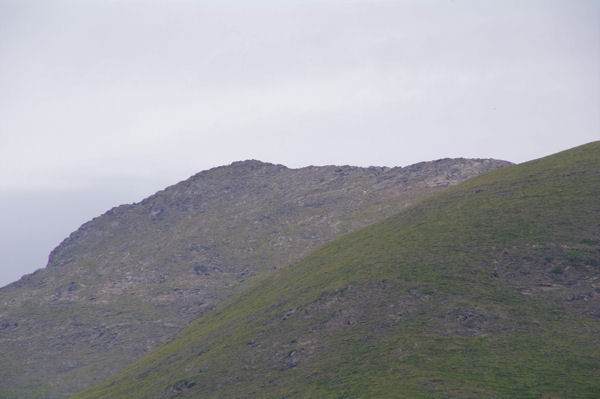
left=0, top=158, right=510, bottom=399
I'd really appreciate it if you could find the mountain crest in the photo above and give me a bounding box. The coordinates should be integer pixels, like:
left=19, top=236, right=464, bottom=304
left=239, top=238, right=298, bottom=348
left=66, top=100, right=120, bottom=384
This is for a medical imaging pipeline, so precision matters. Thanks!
left=0, top=156, right=511, bottom=399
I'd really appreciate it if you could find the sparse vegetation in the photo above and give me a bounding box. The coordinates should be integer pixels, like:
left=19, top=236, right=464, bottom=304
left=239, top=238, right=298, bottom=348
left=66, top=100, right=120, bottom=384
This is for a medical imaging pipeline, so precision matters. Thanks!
left=74, top=142, right=600, bottom=399
left=0, top=158, right=507, bottom=398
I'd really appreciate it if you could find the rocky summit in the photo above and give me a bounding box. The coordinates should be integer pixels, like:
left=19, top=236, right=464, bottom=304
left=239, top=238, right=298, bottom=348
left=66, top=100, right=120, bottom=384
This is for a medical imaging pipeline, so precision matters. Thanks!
left=0, top=157, right=510, bottom=399
left=75, top=142, right=600, bottom=399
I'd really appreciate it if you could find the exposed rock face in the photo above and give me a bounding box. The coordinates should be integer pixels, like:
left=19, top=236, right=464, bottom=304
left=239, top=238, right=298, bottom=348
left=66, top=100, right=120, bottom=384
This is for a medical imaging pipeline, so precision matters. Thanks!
left=0, top=158, right=510, bottom=399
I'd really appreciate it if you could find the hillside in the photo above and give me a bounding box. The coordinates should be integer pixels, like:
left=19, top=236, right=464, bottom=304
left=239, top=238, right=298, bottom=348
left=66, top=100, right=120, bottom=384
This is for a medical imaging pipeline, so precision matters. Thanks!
left=0, top=158, right=509, bottom=399
left=75, top=142, right=600, bottom=398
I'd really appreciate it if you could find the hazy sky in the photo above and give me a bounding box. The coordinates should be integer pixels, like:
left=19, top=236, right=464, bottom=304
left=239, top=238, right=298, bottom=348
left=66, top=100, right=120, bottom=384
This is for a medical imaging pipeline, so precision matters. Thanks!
left=1, top=0, right=599, bottom=287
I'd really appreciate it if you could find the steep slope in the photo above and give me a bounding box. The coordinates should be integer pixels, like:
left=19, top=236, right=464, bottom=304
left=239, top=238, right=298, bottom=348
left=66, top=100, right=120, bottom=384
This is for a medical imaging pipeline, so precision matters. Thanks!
left=75, top=142, right=600, bottom=399
left=0, top=158, right=509, bottom=399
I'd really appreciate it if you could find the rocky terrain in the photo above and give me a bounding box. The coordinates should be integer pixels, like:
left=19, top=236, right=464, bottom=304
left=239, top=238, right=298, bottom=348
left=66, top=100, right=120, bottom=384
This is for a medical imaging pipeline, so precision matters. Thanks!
left=75, top=142, right=600, bottom=399
left=0, top=157, right=510, bottom=398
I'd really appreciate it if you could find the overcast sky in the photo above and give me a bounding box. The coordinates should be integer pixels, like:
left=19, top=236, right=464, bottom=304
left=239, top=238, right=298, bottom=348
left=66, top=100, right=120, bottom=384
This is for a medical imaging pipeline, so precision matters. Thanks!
left=1, top=0, right=598, bottom=287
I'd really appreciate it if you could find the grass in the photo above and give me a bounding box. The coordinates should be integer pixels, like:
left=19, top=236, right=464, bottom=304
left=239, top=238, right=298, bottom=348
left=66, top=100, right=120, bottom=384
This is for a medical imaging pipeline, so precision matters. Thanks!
left=3, top=158, right=511, bottom=399
left=73, top=142, right=600, bottom=398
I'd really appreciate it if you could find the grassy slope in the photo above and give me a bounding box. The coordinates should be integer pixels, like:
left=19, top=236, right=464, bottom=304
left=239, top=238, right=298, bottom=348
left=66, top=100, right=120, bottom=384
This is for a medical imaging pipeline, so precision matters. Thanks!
left=75, top=142, right=600, bottom=399
left=1, top=159, right=509, bottom=399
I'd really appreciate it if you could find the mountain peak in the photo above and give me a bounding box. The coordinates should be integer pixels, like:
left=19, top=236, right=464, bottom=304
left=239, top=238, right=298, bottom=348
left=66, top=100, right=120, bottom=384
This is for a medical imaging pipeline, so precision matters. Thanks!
left=74, top=142, right=600, bottom=399
left=228, top=159, right=283, bottom=168
left=0, top=156, right=513, bottom=398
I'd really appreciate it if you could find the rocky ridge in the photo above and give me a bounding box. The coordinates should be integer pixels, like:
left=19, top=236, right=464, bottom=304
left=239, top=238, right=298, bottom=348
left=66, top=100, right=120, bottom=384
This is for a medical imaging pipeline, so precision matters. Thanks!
left=0, top=157, right=510, bottom=398
left=74, top=142, right=600, bottom=399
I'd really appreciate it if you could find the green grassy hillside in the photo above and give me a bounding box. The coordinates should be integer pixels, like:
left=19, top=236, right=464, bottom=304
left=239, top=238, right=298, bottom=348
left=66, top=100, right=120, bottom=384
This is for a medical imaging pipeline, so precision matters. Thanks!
left=75, top=142, right=600, bottom=399
left=1, top=158, right=508, bottom=399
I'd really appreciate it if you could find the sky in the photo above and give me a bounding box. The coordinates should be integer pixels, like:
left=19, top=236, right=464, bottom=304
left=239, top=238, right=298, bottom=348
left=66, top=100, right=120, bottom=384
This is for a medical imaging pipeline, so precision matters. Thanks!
left=0, top=0, right=598, bottom=287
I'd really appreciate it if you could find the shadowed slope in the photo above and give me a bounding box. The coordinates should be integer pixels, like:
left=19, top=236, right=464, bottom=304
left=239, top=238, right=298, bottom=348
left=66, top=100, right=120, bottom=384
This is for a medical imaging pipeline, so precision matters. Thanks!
left=75, top=142, right=600, bottom=398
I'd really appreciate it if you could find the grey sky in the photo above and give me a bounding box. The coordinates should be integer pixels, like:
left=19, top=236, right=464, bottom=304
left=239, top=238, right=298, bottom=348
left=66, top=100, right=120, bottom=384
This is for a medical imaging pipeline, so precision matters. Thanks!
left=1, top=0, right=598, bottom=286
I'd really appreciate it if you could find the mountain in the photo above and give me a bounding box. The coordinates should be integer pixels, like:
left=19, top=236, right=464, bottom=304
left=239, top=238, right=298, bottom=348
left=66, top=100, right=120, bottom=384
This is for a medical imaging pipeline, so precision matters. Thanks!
left=0, top=158, right=510, bottom=399
left=74, top=142, right=599, bottom=398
